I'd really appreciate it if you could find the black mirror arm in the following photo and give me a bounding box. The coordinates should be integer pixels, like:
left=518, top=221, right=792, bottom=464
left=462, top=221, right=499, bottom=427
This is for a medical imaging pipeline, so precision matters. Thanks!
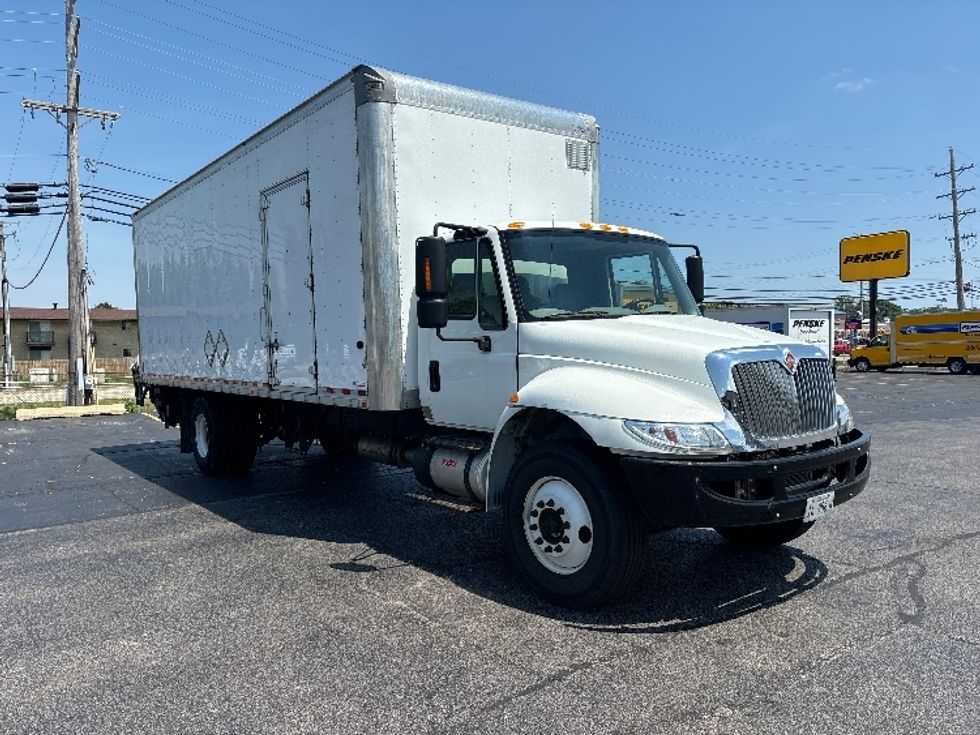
left=436, top=328, right=491, bottom=352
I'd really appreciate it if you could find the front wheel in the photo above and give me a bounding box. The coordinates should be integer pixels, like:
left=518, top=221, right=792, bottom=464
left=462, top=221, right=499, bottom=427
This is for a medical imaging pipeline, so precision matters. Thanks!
left=714, top=519, right=814, bottom=549
left=503, top=442, right=645, bottom=609
left=852, top=358, right=871, bottom=372
left=948, top=357, right=967, bottom=375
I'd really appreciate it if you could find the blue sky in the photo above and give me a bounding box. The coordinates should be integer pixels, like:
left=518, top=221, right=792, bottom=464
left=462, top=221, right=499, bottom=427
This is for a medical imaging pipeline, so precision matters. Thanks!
left=2, top=0, right=979, bottom=310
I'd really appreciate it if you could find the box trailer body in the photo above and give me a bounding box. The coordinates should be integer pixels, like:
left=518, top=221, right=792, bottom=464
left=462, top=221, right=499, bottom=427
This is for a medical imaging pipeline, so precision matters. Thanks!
left=134, top=67, right=869, bottom=608
left=706, top=305, right=835, bottom=361
left=134, top=66, right=598, bottom=411
left=849, top=310, right=980, bottom=374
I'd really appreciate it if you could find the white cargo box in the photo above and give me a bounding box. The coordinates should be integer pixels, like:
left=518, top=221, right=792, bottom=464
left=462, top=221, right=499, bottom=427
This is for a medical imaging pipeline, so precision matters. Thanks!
left=134, top=66, right=598, bottom=411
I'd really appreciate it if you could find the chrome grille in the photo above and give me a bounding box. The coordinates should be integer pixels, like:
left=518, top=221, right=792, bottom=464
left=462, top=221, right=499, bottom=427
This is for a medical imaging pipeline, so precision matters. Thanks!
left=729, top=358, right=835, bottom=443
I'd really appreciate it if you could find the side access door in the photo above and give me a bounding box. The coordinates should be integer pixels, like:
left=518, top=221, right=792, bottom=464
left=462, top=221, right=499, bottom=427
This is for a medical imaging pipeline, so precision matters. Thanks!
left=261, top=173, right=317, bottom=391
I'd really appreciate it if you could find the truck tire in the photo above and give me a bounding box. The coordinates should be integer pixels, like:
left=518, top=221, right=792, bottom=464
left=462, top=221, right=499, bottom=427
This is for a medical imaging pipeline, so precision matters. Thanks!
left=190, top=397, right=239, bottom=475
left=714, top=519, right=814, bottom=549
left=853, top=358, right=871, bottom=372
left=503, top=442, right=645, bottom=609
left=948, top=357, right=967, bottom=375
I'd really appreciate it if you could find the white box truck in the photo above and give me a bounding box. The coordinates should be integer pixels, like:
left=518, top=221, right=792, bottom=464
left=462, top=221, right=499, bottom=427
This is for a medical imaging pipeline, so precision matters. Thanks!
left=133, top=66, right=869, bottom=607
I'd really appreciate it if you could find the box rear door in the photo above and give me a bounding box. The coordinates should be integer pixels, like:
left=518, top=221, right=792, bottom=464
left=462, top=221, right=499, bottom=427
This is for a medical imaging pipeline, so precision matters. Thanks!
left=262, top=173, right=317, bottom=390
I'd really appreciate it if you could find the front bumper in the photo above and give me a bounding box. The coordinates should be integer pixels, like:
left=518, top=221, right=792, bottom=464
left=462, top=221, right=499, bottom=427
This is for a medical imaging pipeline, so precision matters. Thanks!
left=620, top=429, right=870, bottom=529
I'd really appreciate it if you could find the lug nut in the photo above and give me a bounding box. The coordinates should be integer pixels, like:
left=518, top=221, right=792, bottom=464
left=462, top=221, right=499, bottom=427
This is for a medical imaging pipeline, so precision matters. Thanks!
left=554, top=544, right=563, bottom=553
left=536, top=500, right=545, bottom=509
left=529, top=524, right=538, bottom=531
left=544, top=546, right=553, bottom=553
left=563, top=521, right=570, bottom=529
left=546, top=499, right=555, bottom=507
left=557, top=507, right=565, bottom=515
left=534, top=537, right=543, bottom=545
left=530, top=509, right=539, bottom=518
left=562, top=536, right=569, bottom=544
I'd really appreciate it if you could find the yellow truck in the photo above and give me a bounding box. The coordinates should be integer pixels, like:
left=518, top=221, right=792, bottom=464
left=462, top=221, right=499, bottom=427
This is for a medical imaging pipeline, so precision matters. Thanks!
left=848, top=310, right=980, bottom=374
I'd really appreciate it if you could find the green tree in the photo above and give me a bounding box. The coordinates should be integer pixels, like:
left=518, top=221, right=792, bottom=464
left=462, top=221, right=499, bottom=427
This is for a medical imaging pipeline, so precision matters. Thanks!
left=833, top=295, right=902, bottom=320
left=93, top=301, right=116, bottom=309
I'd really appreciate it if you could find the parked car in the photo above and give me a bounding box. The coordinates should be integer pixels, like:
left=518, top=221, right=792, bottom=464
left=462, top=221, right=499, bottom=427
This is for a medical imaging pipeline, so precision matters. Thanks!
left=834, top=339, right=851, bottom=356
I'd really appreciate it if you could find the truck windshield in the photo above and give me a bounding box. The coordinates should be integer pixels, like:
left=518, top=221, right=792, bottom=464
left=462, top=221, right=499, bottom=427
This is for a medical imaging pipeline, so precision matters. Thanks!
left=501, top=229, right=699, bottom=321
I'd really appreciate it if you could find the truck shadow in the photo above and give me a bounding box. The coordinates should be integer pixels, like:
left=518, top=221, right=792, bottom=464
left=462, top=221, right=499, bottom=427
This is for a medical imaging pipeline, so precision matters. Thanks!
left=94, top=440, right=828, bottom=631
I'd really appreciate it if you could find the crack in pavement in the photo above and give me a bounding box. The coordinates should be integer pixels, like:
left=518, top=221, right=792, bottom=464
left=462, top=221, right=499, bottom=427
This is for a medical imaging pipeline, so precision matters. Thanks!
left=893, top=560, right=927, bottom=625
left=821, top=530, right=980, bottom=593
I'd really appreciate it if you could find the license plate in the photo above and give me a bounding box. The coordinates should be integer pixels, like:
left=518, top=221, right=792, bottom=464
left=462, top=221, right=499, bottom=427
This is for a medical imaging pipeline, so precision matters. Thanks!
left=803, top=491, right=834, bottom=522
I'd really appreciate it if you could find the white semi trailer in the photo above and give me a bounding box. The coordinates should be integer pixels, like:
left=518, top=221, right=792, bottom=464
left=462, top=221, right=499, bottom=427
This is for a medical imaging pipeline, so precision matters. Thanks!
left=133, top=66, right=870, bottom=607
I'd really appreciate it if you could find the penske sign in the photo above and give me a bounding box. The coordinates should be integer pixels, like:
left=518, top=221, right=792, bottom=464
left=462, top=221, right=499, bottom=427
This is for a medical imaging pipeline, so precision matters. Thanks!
left=839, top=230, right=910, bottom=282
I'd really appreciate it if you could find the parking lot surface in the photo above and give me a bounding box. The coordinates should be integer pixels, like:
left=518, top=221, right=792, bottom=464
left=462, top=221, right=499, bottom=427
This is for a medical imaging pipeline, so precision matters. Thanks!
left=1, top=370, right=979, bottom=734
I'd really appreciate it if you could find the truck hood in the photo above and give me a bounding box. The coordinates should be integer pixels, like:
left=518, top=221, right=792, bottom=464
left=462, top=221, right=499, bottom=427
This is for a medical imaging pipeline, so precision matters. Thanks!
left=519, top=314, right=786, bottom=387
left=516, top=315, right=803, bottom=423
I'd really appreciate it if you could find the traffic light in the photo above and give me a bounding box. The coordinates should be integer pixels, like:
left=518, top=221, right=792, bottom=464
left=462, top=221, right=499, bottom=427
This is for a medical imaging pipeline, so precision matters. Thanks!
left=2, top=183, right=40, bottom=215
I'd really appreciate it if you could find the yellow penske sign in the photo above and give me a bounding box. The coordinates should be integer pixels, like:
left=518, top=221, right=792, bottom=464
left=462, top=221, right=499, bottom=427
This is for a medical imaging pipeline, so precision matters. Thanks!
left=839, top=230, right=910, bottom=282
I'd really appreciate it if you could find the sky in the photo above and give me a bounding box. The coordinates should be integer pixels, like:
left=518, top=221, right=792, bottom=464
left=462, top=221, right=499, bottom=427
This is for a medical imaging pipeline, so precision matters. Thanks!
left=2, top=0, right=980, bottom=311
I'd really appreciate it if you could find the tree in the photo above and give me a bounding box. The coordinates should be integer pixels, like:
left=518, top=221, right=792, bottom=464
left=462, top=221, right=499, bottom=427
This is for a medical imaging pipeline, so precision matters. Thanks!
left=833, top=295, right=902, bottom=320
left=93, top=301, right=116, bottom=309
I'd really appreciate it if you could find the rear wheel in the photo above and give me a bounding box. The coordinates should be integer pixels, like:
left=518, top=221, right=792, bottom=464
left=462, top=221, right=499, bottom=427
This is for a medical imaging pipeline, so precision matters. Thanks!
left=503, top=442, right=645, bottom=609
left=191, top=397, right=257, bottom=475
left=853, top=358, right=871, bottom=372
left=714, top=519, right=814, bottom=549
left=948, top=357, right=967, bottom=375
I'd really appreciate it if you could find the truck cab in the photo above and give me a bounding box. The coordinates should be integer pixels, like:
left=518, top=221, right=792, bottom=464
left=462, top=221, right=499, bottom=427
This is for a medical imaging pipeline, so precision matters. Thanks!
left=849, top=335, right=891, bottom=372
left=415, top=221, right=869, bottom=606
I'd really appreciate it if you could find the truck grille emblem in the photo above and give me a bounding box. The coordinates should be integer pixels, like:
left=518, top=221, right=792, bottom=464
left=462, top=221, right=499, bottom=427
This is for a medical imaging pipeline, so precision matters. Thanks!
left=783, top=350, right=797, bottom=374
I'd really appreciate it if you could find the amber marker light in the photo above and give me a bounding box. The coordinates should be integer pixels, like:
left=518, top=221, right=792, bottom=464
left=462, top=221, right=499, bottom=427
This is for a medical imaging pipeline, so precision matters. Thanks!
left=617, top=226, right=629, bottom=233
left=423, top=257, right=433, bottom=291
left=579, top=222, right=593, bottom=230
left=507, top=221, right=526, bottom=229
left=599, top=223, right=612, bottom=231
left=509, top=393, right=519, bottom=403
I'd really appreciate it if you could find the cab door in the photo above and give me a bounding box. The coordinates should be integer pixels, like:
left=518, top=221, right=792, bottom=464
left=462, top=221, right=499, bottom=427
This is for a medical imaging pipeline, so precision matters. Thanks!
left=419, top=235, right=518, bottom=430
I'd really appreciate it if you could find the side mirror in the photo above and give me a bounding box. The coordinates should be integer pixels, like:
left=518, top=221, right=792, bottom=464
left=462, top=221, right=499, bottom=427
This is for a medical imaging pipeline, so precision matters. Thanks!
left=416, top=236, right=449, bottom=329
left=685, top=254, right=704, bottom=304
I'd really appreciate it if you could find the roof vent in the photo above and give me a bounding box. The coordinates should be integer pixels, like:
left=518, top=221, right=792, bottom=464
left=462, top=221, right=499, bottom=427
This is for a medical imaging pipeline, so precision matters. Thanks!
left=52, top=302, right=58, bottom=309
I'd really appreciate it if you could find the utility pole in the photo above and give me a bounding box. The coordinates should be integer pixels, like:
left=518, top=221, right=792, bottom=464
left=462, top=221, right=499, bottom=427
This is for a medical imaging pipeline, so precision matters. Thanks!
left=936, top=147, right=975, bottom=311
left=1, top=223, right=11, bottom=387
left=21, top=0, right=119, bottom=404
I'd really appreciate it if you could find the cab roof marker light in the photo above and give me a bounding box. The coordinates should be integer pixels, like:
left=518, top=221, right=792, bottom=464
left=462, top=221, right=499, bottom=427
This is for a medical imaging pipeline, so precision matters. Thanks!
left=617, top=226, right=630, bottom=233
left=507, top=221, right=525, bottom=229
left=579, top=222, right=593, bottom=230
left=599, top=223, right=612, bottom=231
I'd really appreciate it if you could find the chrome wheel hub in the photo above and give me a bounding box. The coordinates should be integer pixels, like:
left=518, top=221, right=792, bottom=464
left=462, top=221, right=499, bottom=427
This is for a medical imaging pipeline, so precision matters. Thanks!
left=523, top=476, right=593, bottom=575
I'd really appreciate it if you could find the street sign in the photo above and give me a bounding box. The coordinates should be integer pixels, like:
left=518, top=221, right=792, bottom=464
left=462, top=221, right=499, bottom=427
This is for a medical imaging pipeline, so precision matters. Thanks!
left=839, top=230, right=910, bottom=282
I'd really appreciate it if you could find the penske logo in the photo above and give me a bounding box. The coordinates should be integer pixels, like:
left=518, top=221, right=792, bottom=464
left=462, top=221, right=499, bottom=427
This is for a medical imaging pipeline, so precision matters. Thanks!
left=842, top=249, right=904, bottom=264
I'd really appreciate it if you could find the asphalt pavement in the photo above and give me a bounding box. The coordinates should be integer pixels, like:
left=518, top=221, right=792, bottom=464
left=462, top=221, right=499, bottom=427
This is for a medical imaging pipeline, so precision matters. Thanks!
left=1, top=369, right=979, bottom=734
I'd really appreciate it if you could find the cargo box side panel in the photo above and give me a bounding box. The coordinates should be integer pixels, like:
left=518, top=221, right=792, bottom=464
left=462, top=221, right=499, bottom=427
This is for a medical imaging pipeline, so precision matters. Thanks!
left=135, top=164, right=267, bottom=384
left=135, top=84, right=366, bottom=390
left=390, top=104, right=597, bottom=390
left=310, top=88, right=368, bottom=394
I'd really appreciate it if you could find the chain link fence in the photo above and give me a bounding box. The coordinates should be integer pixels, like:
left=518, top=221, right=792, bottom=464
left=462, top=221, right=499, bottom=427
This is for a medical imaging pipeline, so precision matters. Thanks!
left=0, top=358, right=136, bottom=418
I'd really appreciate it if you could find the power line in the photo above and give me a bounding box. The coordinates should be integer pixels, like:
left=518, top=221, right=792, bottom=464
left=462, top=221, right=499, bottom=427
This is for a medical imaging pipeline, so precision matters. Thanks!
left=92, top=1, right=331, bottom=82
left=6, top=207, right=66, bottom=290
left=82, top=159, right=175, bottom=183
left=82, top=18, right=313, bottom=96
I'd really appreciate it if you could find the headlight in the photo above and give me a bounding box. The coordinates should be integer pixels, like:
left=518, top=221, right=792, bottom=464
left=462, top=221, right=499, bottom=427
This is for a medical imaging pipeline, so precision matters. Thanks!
left=835, top=394, right=855, bottom=434
left=623, top=420, right=729, bottom=455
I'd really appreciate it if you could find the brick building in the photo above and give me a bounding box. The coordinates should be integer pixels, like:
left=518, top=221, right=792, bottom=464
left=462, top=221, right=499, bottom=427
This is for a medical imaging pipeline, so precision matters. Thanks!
left=2, top=306, right=138, bottom=362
